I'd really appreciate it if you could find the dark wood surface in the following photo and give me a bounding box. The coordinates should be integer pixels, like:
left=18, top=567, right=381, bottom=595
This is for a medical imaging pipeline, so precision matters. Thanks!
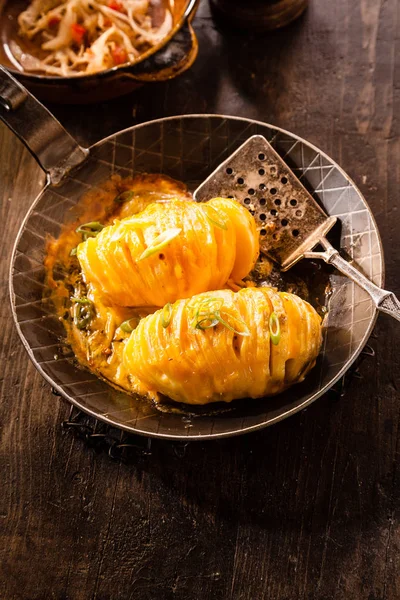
left=1, top=1, right=399, bottom=598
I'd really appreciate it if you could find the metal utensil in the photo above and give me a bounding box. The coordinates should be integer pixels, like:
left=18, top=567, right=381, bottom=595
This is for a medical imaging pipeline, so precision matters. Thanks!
left=194, top=135, right=400, bottom=322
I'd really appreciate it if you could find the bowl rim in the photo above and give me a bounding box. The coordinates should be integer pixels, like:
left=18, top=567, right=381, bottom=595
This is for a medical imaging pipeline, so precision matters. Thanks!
left=1, top=0, right=199, bottom=83
left=9, top=114, right=385, bottom=440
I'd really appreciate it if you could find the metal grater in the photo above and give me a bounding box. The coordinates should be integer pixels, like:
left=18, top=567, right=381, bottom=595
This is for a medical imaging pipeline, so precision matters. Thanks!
left=193, top=135, right=400, bottom=322
left=194, top=135, right=336, bottom=270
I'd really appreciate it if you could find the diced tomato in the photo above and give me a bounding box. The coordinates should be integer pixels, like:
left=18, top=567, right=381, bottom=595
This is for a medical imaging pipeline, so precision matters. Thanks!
left=48, top=16, right=61, bottom=28
left=70, top=23, right=86, bottom=45
left=108, top=0, right=123, bottom=11
left=112, top=46, right=128, bottom=66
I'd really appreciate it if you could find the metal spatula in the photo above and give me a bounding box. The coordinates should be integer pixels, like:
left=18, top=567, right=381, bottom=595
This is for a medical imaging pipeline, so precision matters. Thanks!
left=194, top=135, right=400, bottom=322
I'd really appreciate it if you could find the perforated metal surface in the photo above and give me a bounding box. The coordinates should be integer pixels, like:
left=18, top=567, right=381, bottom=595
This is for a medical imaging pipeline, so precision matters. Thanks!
left=10, top=115, right=384, bottom=439
left=194, top=134, right=335, bottom=267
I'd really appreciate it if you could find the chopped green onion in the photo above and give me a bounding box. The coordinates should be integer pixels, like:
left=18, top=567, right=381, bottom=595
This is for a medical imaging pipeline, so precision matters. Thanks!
left=188, top=296, right=223, bottom=328
left=195, top=316, right=220, bottom=330
left=198, top=297, right=224, bottom=311
left=190, top=297, right=250, bottom=337
left=70, top=246, right=77, bottom=256
left=76, top=221, right=104, bottom=241
left=71, top=296, right=91, bottom=305
left=216, top=313, right=251, bottom=337
left=120, top=317, right=139, bottom=333
left=204, top=205, right=228, bottom=230
left=114, top=190, right=135, bottom=203
left=188, top=296, right=224, bottom=314
left=71, top=296, right=93, bottom=330
left=76, top=221, right=104, bottom=234
left=137, top=228, right=182, bottom=262
left=269, top=312, right=281, bottom=345
left=161, top=303, right=173, bottom=328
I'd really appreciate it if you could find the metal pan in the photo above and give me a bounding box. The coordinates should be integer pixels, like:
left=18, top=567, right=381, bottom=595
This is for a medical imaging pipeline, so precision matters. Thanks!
left=2, top=67, right=384, bottom=440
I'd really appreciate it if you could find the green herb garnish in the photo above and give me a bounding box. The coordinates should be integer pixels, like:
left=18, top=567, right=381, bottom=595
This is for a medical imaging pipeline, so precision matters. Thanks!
left=204, top=205, right=228, bottom=230
left=76, top=221, right=104, bottom=241
left=120, top=317, right=139, bottom=333
left=190, top=297, right=250, bottom=337
left=71, top=296, right=94, bottom=330
left=114, top=190, right=135, bottom=204
left=137, top=228, right=181, bottom=262
left=189, top=297, right=223, bottom=327
left=195, top=316, right=220, bottom=330
left=161, top=303, right=173, bottom=328
left=214, top=313, right=250, bottom=336
left=269, top=312, right=281, bottom=345
left=71, top=221, right=104, bottom=255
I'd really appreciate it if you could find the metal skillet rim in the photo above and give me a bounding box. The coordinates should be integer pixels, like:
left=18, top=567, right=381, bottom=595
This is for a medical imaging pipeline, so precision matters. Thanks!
left=9, top=114, right=384, bottom=440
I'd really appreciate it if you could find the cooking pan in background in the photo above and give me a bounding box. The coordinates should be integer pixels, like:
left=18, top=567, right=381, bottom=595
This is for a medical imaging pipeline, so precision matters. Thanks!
left=1, top=67, right=384, bottom=440
left=0, top=0, right=199, bottom=103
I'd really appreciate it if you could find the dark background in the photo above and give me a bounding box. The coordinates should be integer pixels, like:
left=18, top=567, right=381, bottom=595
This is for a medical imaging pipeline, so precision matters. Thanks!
left=1, top=1, right=399, bottom=598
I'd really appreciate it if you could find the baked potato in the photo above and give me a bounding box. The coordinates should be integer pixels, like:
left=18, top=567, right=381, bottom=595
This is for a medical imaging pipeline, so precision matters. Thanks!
left=123, top=287, right=322, bottom=405
left=77, top=197, right=259, bottom=307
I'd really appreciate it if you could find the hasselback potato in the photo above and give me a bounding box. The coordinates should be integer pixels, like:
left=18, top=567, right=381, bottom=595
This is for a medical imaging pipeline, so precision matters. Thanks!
left=123, top=287, right=322, bottom=405
left=77, top=198, right=259, bottom=307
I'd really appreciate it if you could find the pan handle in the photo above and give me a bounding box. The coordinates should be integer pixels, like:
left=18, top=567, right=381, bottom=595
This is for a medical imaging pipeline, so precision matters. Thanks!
left=0, top=66, right=88, bottom=185
left=304, top=237, right=400, bottom=322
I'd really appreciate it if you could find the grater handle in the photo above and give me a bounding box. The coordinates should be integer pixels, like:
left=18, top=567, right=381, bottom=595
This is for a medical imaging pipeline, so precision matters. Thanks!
left=330, top=252, right=400, bottom=322
left=308, top=239, right=400, bottom=322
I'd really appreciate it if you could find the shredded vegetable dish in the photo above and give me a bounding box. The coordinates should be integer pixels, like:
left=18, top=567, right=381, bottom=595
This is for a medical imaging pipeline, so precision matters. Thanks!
left=45, top=173, right=323, bottom=408
left=16, top=0, right=173, bottom=76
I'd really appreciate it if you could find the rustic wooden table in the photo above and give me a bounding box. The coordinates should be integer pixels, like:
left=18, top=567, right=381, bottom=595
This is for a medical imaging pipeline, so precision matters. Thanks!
left=1, top=1, right=399, bottom=599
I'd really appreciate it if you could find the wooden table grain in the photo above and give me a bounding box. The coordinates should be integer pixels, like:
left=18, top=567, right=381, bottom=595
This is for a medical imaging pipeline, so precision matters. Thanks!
left=1, top=1, right=399, bottom=599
